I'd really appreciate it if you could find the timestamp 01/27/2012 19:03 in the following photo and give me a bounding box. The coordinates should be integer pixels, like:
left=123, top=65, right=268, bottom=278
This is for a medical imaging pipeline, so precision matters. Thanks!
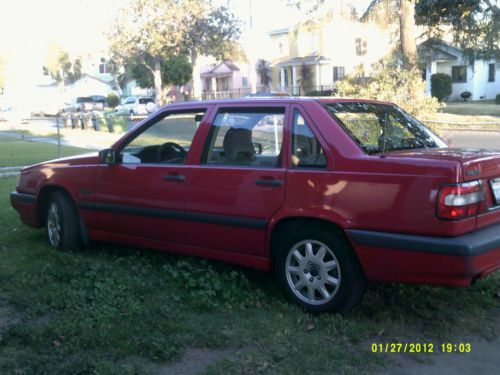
left=370, top=342, right=472, bottom=353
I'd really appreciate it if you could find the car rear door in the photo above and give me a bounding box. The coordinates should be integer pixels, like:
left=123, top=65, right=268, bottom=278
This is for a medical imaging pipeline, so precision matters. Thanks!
left=184, top=103, right=290, bottom=256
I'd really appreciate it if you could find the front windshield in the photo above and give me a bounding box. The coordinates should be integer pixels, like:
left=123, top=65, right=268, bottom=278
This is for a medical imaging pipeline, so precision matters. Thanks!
left=323, top=102, right=447, bottom=155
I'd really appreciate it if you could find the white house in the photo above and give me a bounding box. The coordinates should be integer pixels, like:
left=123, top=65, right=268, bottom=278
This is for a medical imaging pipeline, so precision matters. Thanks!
left=63, top=74, right=115, bottom=100
left=420, top=39, right=500, bottom=101
left=268, top=12, right=391, bottom=95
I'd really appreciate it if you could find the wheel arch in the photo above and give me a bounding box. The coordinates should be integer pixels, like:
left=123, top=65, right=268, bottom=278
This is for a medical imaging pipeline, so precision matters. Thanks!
left=37, top=185, right=75, bottom=226
left=269, top=216, right=356, bottom=267
left=37, top=184, right=90, bottom=247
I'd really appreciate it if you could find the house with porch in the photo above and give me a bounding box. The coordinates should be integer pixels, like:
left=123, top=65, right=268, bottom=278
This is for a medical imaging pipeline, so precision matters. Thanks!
left=419, top=39, right=499, bottom=101
left=200, top=60, right=254, bottom=99
left=268, top=12, right=390, bottom=95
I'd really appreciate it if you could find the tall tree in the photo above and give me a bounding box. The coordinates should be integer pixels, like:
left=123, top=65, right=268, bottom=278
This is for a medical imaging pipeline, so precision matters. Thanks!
left=108, top=0, right=241, bottom=103
left=130, top=55, right=193, bottom=90
left=415, top=0, right=500, bottom=61
left=177, top=0, right=242, bottom=99
left=44, top=45, right=82, bottom=86
left=361, top=0, right=417, bottom=65
left=108, top=0, right=185, bottom=104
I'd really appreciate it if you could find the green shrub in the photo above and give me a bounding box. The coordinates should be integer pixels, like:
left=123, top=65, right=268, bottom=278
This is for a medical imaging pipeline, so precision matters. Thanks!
left=430, top=73, right=452, bottom=102
left=107, top=92, right=120, bottom=108
left=336, top=58, right=439, bottom=119
left=496, top=94, right=500, bottom=104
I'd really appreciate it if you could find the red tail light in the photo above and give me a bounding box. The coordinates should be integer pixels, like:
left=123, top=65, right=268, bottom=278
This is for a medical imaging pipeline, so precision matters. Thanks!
left=437, top=181, right=485, bottom=220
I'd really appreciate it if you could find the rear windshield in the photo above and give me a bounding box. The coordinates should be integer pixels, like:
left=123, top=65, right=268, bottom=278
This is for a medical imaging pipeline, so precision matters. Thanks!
left=323, top=102, right=446, bottom=155
left=139, top=98, right=154, bottom=104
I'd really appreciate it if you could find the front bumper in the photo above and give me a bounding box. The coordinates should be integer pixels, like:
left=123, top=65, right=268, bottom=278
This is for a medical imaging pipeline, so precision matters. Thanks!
left=347, top=223, right=500, bottom=286
left=10, top=191, right=40, bottom=228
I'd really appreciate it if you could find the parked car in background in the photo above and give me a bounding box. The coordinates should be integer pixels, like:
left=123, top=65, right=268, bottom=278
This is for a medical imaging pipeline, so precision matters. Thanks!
left=10, top=98, right=500, bottom=313
left=115, top=96, right=157, bottom=115
left=64, top=96, right=105, bottom=113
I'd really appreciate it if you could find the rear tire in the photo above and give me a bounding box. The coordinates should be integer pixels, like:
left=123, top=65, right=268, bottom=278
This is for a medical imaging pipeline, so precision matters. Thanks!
left=275, top=224, right=366, bottom=313
left=46, top=192, right=81, bottom=251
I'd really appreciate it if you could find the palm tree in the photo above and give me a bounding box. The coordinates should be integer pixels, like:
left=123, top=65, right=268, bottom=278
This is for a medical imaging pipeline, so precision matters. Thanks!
left=361, top=0, right=417, bottom=65
left=256, top=59, right=272, bottom=89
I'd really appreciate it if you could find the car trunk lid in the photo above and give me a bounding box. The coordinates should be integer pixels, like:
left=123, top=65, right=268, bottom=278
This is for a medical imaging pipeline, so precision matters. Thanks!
left=386, top=148, right=500, bottom=180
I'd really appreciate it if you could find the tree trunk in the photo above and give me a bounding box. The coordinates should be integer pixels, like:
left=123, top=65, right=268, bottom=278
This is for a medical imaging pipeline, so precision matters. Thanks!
left=399, top=0, right=417, bottom=66
left=153, top=56, right=163, bottom=105
left=191, top=50, right=202, bottom=100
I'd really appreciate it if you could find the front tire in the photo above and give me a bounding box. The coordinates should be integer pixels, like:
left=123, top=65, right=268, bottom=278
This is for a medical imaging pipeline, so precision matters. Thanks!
left=46, top=192, right=81, bottom=251
left=276, top=225, right=366, bottom=313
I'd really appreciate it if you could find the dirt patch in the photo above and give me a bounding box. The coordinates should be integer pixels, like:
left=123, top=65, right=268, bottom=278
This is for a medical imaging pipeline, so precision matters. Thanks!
left=378, top=313, right=500, bottom=375
left=157, top=347, right=238, bottom=375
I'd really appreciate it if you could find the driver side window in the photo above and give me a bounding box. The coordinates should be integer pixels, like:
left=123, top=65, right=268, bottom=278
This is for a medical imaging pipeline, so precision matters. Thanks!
left=119, top=110, right=205, bottom=165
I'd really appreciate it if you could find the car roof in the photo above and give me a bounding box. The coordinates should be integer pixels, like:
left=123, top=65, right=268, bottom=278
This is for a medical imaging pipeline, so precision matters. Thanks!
left=159, top=97, right=392, bottom=110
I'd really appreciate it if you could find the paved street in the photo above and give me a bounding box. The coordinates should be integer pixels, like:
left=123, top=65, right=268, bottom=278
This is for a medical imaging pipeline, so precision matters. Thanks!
left=442, top=129, right=500, bottom=150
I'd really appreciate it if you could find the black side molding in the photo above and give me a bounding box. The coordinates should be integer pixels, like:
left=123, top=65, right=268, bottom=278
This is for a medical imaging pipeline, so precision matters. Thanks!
left=10, top=191, right=36, bottom=204
left=78, top=201, right=267, bottom=229
left=347, top=223, right=500, bottom=257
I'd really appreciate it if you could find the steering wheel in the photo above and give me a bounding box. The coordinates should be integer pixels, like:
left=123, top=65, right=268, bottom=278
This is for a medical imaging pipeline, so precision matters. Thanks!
left=157, top=142, right=187, bottom=163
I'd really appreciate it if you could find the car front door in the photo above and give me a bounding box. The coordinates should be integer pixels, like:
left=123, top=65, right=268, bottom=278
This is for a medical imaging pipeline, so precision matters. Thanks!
left=92, top=108, right=209, bottom=245
left=185, top=104, right=289, bottom=256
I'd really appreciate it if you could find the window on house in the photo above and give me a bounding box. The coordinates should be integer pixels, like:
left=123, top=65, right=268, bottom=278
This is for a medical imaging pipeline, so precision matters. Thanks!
left=488, top=63, right=495, bottom=82
left=279, top=42, right=283, bottom=54
left=451, top=66, right=467, bottom=83
left=242, top=77, right=248, bottom=87
left=220, top=77, right=229, bottom=91
left=333, top=66, right=345, bottom=82
left=99, top=58, right=108, bottom=74
left=355, top=38, right=367, bottom=56
left=42, top=66, right=49, bottom=76
left=422, top=68, right=427, bottom=81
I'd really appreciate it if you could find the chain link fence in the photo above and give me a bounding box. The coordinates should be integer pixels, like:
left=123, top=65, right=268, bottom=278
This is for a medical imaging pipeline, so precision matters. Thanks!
left=1, top=113, right=499, bottom=176
left=0, top=113, right=146, bottom=173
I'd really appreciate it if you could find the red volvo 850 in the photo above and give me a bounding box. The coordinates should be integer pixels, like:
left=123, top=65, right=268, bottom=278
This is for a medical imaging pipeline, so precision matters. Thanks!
left=11, top=98, right=500, bottom=312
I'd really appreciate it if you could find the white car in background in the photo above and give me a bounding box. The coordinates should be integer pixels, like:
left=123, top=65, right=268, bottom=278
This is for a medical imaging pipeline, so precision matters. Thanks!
left=115, top=96, right=157, bottom=116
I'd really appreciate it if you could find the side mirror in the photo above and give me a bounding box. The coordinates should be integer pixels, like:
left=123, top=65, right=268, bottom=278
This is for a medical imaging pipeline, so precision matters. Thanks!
left=99, top=148, right=116, bottom=165
left=253, top=142, right=263, bottom=155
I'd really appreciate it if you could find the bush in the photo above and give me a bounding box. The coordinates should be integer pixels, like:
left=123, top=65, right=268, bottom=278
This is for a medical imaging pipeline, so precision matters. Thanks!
left=496, top=94, right=500, bottom=104
left=336, top=58, right=439, bottom=119
left=430, top=73, right=452, bottom=102
left=106, top=92, right=120, bottom=108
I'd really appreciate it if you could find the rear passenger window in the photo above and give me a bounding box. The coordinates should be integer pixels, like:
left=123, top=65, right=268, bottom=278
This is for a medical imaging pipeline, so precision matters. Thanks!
left=292, top=110, right=326, bottom=168
left=203, top=108, right=285, bottom=167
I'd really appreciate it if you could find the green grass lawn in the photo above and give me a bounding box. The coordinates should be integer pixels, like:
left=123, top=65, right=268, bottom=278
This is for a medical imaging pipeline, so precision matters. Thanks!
left=440, top=101, right=500, bottom=117
left=0, top=135, right=89, bottom=167
left=1, top=178, right=500, bottom=374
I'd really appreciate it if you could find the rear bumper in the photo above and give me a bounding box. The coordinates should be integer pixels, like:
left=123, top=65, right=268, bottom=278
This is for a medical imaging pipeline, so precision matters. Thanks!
left=10, top=191, right=40, bottom=228
left=347, top=223, right=500, bottom=286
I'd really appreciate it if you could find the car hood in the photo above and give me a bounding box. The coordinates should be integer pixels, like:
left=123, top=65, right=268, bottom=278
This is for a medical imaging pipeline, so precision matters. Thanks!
left=22, top=152, right=99, bottom=171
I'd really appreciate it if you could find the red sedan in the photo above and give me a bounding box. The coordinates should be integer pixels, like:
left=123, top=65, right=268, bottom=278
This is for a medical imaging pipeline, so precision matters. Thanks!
left=11, top=98, right=500, bottom=313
